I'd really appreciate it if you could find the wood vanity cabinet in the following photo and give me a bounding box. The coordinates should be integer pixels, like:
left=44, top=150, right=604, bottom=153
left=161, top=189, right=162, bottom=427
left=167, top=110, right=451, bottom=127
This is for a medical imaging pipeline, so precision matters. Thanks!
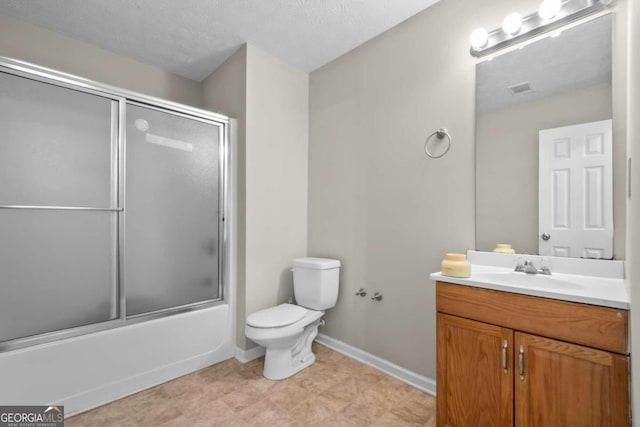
left=436, top=281, right=630, bottom=427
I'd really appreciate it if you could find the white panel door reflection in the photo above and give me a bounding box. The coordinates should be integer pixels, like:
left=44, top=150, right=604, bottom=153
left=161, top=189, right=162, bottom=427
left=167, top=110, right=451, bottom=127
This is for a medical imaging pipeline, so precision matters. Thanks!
left=539, top=119, right=613, bottom=258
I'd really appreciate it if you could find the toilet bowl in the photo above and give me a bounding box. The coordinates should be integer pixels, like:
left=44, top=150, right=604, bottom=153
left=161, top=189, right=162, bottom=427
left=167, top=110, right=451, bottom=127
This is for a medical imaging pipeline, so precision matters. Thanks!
left=245, top=257, right=341, bottom=380
left=245, top=304, right=324, bottom=380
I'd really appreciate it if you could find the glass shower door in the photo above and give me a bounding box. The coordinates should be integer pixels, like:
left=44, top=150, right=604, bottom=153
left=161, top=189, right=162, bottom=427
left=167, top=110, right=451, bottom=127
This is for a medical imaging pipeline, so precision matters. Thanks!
left=0, top=62, right=228, bottom=350
left=124, top=103, right=221, bottom=316
left=0, top=71, right=119, bottom=342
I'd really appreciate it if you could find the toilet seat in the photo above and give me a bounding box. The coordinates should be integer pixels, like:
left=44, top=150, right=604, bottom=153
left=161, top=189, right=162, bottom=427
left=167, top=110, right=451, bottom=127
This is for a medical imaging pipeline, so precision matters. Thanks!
left=246, top=304, right=307, bottom=328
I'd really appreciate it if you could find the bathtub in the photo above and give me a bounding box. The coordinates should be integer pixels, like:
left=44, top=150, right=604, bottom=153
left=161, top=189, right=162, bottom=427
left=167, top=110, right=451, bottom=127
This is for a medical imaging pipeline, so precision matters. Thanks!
left=0, top=303, right=234, bottom=417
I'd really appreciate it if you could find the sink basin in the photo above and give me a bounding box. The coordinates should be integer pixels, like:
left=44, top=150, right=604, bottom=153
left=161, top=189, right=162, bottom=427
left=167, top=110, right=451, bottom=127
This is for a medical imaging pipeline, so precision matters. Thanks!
left=471, top=270, right=585, bottom=291
left=430, top=254, right=629, bottom=309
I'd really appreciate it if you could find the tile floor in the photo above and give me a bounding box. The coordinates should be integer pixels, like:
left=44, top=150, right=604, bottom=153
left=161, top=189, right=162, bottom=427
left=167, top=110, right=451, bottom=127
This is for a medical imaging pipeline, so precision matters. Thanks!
left=66, top=343, right=436, bottom=426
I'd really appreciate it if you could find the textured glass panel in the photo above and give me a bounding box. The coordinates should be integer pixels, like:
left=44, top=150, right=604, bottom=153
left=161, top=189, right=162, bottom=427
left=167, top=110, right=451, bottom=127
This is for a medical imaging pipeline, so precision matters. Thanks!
left=0, top=72, right=114, bottom=207
left=125, top=104, right=220, bottom=316
left=0, top=210, right=116, bottom=342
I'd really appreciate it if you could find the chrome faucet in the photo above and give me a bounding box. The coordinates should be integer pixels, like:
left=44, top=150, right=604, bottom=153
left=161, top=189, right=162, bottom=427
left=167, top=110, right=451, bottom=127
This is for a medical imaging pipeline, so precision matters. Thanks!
left=539, top=259, right=552, bottom=275
left=523, top=260, right=539, bottom=274
left=514, top=256, right=551, bottom=275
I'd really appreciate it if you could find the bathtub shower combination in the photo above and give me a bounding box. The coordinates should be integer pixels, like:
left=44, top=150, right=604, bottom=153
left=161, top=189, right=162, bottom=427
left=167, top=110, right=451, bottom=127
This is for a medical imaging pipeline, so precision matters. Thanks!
left=0, top=57, right=232, bottom=362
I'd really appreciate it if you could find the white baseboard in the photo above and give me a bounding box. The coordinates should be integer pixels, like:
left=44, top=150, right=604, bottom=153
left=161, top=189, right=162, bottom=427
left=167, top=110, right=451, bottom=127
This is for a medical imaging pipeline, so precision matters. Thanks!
left=65, top=348, right=233, bottom=417
left=315, top=333, right=436, bottom=396
left=234, top=345, right=265, bottom=363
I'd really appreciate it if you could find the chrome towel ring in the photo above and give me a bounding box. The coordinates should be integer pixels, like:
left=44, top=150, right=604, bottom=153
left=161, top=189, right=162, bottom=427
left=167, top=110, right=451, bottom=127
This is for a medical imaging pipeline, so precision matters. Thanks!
left=424, top=128, right=452, bottom=159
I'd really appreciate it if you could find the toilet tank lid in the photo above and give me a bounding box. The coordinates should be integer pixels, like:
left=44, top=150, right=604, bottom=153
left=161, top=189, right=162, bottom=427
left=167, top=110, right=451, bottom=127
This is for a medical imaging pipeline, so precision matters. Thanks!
left=246, top=304, right=307, bottom=328
left=292, top=257, right=341, bottom=270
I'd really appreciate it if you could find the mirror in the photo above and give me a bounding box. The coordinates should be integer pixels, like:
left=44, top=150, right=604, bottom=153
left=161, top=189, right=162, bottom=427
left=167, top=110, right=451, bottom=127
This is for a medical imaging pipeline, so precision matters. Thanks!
left=475, top=14, right=623, bottom=259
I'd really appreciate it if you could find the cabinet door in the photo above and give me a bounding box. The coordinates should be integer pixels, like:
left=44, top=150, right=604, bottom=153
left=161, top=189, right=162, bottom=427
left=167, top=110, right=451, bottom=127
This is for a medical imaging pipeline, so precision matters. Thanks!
left=515, top=332, right=629, bottom=427
left=437, top=313, right=514, bottom=427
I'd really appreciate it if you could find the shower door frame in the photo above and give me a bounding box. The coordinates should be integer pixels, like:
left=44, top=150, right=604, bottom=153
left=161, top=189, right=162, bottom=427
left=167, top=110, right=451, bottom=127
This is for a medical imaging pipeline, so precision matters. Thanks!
left=0, top=56, right=232, bottom=352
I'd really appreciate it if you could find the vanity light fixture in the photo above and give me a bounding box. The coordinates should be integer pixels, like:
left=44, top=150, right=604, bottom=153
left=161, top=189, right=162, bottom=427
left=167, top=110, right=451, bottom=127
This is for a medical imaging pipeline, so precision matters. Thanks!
left=469, top=0, right=611, bottom=58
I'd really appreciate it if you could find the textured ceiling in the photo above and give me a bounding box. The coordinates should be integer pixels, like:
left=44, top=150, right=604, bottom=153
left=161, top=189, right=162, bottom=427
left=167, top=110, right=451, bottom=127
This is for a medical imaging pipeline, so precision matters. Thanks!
left=0, top=0, right=440, bottom=81
left=476, top=14, right=612, bottom=114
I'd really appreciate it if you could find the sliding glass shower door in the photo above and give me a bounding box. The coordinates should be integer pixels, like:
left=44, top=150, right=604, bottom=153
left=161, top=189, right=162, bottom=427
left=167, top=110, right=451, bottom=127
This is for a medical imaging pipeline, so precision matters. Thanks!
left=124, top=104, right=221, bottom=316
left=0, top=62, right=228, bottom=350
left=0, top=72, right=119, bottom=342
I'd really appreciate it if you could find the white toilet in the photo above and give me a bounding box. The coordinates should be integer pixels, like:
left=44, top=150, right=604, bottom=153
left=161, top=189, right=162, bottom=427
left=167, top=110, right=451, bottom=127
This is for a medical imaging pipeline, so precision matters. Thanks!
left=245, top=257, right=341, bottom=380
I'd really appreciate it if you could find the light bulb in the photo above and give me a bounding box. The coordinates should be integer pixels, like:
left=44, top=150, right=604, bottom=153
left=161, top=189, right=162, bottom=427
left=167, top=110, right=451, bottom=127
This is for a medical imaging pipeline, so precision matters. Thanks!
left=470, top=28, right=489, bottom=50
left=538, top=0, right=562, bottom=20
left=502, top=12, right=523, bottom=35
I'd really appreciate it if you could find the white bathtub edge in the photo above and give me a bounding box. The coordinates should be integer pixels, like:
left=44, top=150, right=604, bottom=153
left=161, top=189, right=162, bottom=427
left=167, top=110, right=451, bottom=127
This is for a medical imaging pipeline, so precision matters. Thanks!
left=65, top=345, right=234, bottom=417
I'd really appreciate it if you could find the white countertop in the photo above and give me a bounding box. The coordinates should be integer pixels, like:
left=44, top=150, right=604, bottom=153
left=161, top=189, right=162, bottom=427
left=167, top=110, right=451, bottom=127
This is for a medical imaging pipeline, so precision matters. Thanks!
left=430, top=264, right=630, bottom=310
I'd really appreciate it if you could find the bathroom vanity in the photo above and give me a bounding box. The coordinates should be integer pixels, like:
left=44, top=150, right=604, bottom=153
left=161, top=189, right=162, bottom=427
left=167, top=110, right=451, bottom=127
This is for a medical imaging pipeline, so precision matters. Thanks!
left=438, top=2, right=630, bottom=425
left=431, top=254, right=630, bottom=426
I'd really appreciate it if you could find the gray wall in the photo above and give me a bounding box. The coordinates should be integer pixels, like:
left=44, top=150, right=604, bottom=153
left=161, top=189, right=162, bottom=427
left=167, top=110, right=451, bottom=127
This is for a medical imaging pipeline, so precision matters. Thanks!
left=476, top=83, right=615, bottom=255
left=203, top=45, right=309, bottom=350
left=627, top=0, right=640, bottom=422
left=612, top=1, right=629, bottom=262
left=244, top=45, right=309, bottom=336
left=0, top=14, right=202, bottom=107
left=308, top=0, right=628, bottom=379
left=202, top=46, right=248, bottom=350
left=308, top=0, right=491, bottom=377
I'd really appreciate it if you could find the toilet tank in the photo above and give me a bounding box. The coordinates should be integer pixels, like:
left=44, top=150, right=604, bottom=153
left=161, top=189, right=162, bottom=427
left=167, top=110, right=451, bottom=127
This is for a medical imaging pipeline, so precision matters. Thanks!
left=292, top=257, right=341, bottom=310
